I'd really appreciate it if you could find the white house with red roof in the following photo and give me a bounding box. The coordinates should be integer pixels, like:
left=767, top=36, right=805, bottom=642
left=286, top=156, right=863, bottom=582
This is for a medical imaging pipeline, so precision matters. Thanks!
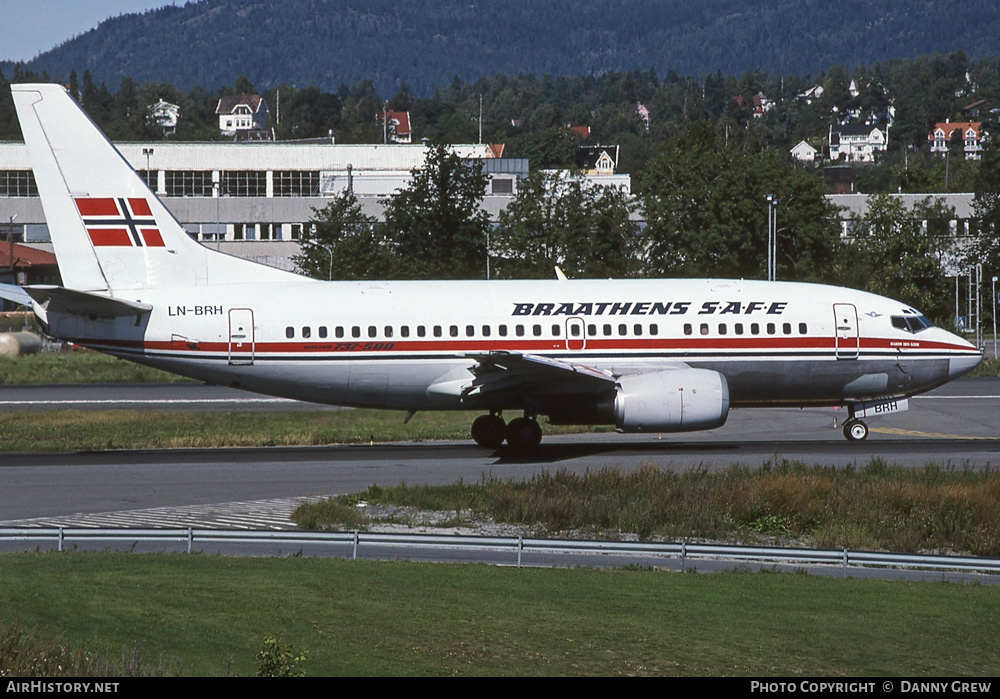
left=379, top=110, right=412, bottom=144
left=929, top=121, right=985, bottom=160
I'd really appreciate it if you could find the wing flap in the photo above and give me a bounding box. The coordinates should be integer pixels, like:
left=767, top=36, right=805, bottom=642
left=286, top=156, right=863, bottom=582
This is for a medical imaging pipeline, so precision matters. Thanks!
left=427, top=350, right=616, bottom=402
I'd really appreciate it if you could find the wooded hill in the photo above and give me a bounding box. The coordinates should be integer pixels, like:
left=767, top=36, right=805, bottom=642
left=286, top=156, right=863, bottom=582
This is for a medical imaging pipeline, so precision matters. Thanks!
left=3, top=0, right=1000, bottom=97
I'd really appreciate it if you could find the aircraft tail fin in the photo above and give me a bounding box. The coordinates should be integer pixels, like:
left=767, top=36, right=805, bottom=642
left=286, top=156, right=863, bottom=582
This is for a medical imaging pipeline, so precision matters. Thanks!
left=11, top=83, right=301, bottom=293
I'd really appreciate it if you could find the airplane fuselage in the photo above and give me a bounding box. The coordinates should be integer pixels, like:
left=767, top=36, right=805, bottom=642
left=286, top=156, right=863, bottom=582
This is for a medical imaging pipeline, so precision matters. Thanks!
left=44, top=277, right=981, bottom=423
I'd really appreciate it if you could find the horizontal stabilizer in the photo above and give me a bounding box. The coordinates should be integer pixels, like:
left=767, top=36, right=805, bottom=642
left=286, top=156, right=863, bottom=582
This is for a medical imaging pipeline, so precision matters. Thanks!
left=22, top=286, right=152, bottom=318
left=0, top=283, right=33, bottom=307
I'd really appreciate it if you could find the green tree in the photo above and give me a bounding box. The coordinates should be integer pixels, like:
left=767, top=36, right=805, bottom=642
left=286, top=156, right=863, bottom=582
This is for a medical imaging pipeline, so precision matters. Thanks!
left=492, top=171, right=639, bottom=279
left=966, top=142, right=1000, bottom=274
left=638, top=121, right=841, bottom=281
left=840, top=194, right=950, bottom=321
left=294, top=192, right=392, bottom=280
left=382, top=145, right=491, bottom=279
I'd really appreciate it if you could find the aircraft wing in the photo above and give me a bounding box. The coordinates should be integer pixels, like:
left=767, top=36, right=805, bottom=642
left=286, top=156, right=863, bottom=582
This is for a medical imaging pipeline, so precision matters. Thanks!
left=427, top=350, right=616, bottom=401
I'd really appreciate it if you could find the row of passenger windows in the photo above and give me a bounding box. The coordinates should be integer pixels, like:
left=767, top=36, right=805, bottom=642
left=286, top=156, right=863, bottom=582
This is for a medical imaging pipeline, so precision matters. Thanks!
left=284, top=321, right=810, bottom=340
left=684, top=322, right=808, bottom=336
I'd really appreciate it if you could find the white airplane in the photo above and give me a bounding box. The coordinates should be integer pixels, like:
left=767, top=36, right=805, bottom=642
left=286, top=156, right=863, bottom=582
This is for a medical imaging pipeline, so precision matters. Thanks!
left=0, top=83, right=984, bottom=447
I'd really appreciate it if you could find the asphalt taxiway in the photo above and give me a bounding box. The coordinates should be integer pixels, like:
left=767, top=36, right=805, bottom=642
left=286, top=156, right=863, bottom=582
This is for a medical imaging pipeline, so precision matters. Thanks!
left=1, top=377, right=999, bottom=527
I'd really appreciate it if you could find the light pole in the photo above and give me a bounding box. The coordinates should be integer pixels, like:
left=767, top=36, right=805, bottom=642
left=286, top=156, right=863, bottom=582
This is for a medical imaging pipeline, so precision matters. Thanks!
left=993, top=276, right=997, bottom=361
left=7, top=214, right=17, bottom=284
left=304, top=238, right=333, bottom=281
left=765, top=194, right=778, bottom=281
left=142, top=147, right=154, bottom=187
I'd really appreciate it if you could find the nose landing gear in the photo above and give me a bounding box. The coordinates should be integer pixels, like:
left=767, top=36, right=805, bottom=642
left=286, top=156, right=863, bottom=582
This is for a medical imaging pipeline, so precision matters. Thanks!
left=843, top=418, right=869, bottom=441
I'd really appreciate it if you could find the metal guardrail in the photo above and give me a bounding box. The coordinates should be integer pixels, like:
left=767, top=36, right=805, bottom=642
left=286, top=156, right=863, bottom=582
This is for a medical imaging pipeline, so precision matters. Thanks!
left=1, top=527, right=999, bottom=576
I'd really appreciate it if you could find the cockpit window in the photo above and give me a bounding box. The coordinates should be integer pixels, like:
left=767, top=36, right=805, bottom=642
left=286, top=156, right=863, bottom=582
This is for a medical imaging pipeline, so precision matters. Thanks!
left=891, top=315, right=933, bottom=334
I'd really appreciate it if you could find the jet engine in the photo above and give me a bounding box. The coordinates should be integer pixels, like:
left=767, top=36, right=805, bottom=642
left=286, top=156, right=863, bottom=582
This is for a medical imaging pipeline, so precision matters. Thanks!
left=614, top=368, right=730, bottom=432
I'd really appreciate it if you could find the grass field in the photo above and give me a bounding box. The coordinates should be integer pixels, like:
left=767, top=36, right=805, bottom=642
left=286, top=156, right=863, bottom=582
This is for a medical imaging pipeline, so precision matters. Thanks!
left=0, top=408, right=608, bottom=451
left=1, top=553, right=998, bottom=677
left=292, top=461, right=1000, bottom=557
left=0, top=351, right=190, bottom=384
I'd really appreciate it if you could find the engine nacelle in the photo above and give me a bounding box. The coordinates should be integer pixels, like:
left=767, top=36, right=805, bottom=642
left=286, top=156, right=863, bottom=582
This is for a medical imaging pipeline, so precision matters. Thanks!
left=614, top=368, right=730, bottom=433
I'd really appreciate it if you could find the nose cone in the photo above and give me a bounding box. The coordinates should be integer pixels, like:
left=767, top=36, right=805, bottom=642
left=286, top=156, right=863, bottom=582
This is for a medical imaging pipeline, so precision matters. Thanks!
left=950, top=353, right=983, bottom=380
left=939, top=329, right=983, bottom=380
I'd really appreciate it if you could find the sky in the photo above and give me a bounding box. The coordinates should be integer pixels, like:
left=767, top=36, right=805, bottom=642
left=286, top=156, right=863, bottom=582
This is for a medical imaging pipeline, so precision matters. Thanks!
left=0, top=0, right=180, bottom=62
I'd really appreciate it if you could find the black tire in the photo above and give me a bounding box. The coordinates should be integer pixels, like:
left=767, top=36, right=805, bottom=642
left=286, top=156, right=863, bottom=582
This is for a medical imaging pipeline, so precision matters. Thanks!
left=471, top=414, right=506, bottom=449
left=843, top=420, right=869, bottom=442
left=505, top=416, right=543, bottom=450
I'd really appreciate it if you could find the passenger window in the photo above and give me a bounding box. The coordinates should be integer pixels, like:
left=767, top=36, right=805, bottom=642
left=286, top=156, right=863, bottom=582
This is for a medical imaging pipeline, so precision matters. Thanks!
left=352, top=326, right=361, bottom=338
left=649, top=324, right=658, bottom=336
left=603, top=324, right=612, bottom=336
left=319, top=326, right=328, bottom=339
left=368, top=326, right=377, bottom=338
left=588, top=324, right=597, bottom=335
left=499, top=325, right=508, bottom=337
left=417, top=325, right=426, bottom=337
left=570, top=324, right=581, bottom=337
left=302, top=326, right=311, bottom=339
left=285, top=326, right=294, bottom=339
left=482, top=325, right=491, bottom=337
left=700, top=323, right=709, bottom=336
left=466, top=325, right=475, bottom=337
left=718, top=324, right=727, bottom=335
left=401, top=326, right=409, bottom=338
left=618, top=324, right=627, bottom=335
left=335, top=326, right=344, bottom=338
left=433, top=326, right=442, bottom=338
left=783, top=323, right=791, bottom=335
left=767, top=323, right=776, bottom=335
left=552, top=324, right=560, bottom=336
left=799, top=323, right=807, bottom=334
left=684, top=324, right=692, bottom=336
left=450, top=325, right=458, bottom=337
left=385, top=326, right=393, bottom=338
left=516, top=325, right=525, bottom=337
left=735, top=323, right=744, bottom=335
left=751, top=323, right=760, bottom=335
left=633, top=324, right=642, bottom=336
left=532, top=324, right=542, bottom=337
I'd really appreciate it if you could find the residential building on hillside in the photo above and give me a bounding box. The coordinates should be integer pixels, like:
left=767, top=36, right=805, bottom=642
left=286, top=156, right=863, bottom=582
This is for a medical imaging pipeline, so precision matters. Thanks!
left=216, top=94, right=269, bottom=139
left=929, top=121, right=985, bottom=160
left=575, top=145, right=618, bottom=175
left=147, top=99, right=180, bottom=136
left=790, top=140, right=818, bottom=163
left=378, top=110, right=411, bottom=144
left=829, top=123, right=888, bottom=162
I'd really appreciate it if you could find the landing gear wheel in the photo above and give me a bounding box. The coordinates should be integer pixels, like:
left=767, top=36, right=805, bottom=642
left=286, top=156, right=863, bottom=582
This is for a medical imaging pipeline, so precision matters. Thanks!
left=471, top=413, right=506, bottom=449
left=843, top=419, right=869, bottom=442
left=505, top=416, right=543, bottom=450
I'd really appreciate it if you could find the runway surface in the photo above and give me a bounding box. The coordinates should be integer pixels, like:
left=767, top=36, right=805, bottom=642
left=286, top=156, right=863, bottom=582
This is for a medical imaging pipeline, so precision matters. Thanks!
left=1, top=377, right=999, bottom=530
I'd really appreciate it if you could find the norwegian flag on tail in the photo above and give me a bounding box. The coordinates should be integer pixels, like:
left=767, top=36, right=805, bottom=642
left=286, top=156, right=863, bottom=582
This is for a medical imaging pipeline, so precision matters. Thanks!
left=74, top=197, right=165, bottom=248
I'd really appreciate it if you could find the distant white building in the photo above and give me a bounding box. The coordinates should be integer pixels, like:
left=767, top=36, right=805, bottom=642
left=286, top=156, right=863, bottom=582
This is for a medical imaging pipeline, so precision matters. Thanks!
left=378, top=109, right=411, bottom=144
left=929, top=121, right=985, bottom=160
left=797, top=85, right=824, bottom=103
left=829, top=123, right=889, bottom=162
left=216, top=94, right=269, bottom=139
left=790, top=140, right=818, bottom=163
left=147, top=99, right=180, bottom=136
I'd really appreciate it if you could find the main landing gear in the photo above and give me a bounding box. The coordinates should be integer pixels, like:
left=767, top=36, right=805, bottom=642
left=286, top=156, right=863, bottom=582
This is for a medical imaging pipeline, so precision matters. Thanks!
left=471, top=411, right=543, bottom=450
